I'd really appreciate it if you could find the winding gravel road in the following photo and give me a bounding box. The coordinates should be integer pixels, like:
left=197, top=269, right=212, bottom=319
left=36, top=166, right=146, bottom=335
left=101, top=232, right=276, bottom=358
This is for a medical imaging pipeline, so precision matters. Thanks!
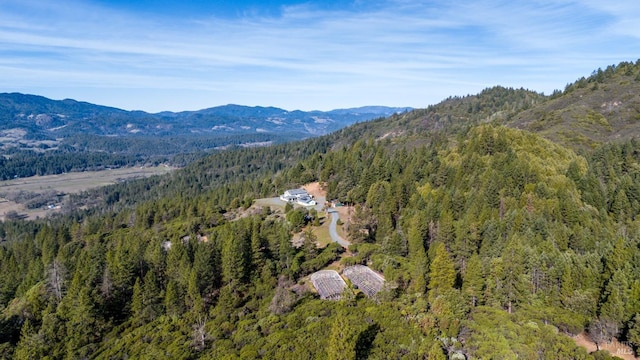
left=328, top=209, right=350, bottom=248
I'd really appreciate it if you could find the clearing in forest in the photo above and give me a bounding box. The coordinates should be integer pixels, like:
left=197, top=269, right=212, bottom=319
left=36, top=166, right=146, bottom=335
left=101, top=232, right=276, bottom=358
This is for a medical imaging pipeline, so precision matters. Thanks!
left=0, top=166, right=174, bottom=221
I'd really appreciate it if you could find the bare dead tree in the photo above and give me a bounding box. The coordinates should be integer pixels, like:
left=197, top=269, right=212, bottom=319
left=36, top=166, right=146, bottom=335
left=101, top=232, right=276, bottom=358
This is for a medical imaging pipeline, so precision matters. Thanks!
left=588, top=317, right=618, bottom=351
left=47, top=260, right=67, bottom=302
left=269, top=276, right=297, bottom=315
left=192, top=316, right=209, bottom=351
left=100, top=266, right=114, bottom=299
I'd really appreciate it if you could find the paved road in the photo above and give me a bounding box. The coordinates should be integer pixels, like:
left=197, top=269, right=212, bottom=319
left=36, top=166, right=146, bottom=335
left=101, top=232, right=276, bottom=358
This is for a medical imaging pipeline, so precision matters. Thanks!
left=312, top=196, right=326, bottom=212
left=328, top=209, right=350, bottom=248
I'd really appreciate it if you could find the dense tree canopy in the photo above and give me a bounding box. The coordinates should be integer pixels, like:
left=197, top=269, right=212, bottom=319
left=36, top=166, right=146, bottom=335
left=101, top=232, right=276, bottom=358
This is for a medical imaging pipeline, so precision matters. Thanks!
left=3, top=77, right=640, bottom=359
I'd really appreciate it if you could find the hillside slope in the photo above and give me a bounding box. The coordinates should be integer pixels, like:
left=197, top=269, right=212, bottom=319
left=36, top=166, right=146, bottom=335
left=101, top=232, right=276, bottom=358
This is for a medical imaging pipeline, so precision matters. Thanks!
left=331, top=86, right=546, bottom=146
left=328, top=60, right=640, bottom=154
left=508, top=60, right=640, bottom=150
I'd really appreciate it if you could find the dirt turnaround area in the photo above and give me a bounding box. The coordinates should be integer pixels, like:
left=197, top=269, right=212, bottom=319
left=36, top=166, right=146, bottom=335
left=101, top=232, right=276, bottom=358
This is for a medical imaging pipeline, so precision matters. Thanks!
left=303, top=182, right=353, bottom=222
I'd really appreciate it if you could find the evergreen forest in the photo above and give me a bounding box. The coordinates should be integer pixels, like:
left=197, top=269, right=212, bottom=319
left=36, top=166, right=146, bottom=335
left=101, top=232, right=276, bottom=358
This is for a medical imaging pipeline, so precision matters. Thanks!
left=2, top=61, right=640, bottom=359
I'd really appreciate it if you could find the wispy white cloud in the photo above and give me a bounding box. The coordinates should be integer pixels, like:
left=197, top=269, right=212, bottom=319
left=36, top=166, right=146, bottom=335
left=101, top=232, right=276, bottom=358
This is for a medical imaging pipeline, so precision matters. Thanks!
left=579, top=0, right=640, bottom=38
left=0, top=0, right=638, bottom=111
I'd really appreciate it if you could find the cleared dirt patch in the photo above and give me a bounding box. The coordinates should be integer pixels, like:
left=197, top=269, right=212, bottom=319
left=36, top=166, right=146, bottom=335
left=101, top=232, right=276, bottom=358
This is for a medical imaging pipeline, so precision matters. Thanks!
left=572, top=332, right=637, bottom=359
left=302, top=182, right=325, bottom=198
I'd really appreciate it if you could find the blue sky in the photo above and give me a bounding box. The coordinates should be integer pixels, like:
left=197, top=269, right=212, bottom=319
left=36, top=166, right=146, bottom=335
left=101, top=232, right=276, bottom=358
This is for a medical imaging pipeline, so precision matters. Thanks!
left=1, top=0, right=639, bottom=112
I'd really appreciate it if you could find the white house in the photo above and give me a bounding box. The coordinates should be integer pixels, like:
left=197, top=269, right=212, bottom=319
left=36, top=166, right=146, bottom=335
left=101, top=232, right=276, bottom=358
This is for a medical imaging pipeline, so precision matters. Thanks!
left=280, top=188, right=308, bottom=201
left=296, top=196, right=316, bottom=206
left=284, top=189, right=308, bottom=198
left=280, top=188, right=316, bottom=206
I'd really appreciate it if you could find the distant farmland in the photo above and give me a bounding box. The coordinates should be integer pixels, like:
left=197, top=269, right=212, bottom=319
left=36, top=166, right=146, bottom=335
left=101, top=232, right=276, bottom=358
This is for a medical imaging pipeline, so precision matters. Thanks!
left=0, top=165, right=174, bottom=220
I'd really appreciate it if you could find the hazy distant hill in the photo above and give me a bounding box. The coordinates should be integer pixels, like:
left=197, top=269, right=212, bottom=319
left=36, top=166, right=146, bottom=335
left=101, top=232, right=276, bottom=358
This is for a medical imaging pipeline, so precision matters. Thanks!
left=0, top=93, right=410, bottom=147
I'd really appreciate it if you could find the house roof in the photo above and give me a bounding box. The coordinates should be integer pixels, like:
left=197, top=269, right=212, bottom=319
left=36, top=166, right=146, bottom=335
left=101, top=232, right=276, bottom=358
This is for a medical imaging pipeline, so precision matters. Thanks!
left=285, top=189, right=308, bottom=195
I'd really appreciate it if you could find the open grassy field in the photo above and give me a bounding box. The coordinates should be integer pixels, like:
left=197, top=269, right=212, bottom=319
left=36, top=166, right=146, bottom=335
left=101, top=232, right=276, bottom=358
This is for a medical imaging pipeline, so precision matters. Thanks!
left=0, top=165, right=174, bottom=220
left=310, top=213, right=333, bottom=247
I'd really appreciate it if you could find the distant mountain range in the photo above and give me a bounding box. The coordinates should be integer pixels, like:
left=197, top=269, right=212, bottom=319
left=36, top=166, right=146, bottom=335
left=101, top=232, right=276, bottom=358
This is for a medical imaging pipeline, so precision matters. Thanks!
left=0, top=93, right=411, bottom=144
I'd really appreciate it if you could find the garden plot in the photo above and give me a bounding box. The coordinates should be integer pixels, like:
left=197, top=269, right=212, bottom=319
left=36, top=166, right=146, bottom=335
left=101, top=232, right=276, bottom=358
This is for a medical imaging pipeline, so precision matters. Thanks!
left=310, top=270, right=346, bottom=300
left=343, top=265, right=385, bottom=297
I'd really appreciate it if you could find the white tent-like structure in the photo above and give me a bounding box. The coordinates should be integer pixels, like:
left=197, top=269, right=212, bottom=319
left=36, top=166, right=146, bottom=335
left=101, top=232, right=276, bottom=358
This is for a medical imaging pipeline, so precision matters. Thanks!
left=343, top=265, right=385, bottom=297
left=310, top=270, right=346, bottom=300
